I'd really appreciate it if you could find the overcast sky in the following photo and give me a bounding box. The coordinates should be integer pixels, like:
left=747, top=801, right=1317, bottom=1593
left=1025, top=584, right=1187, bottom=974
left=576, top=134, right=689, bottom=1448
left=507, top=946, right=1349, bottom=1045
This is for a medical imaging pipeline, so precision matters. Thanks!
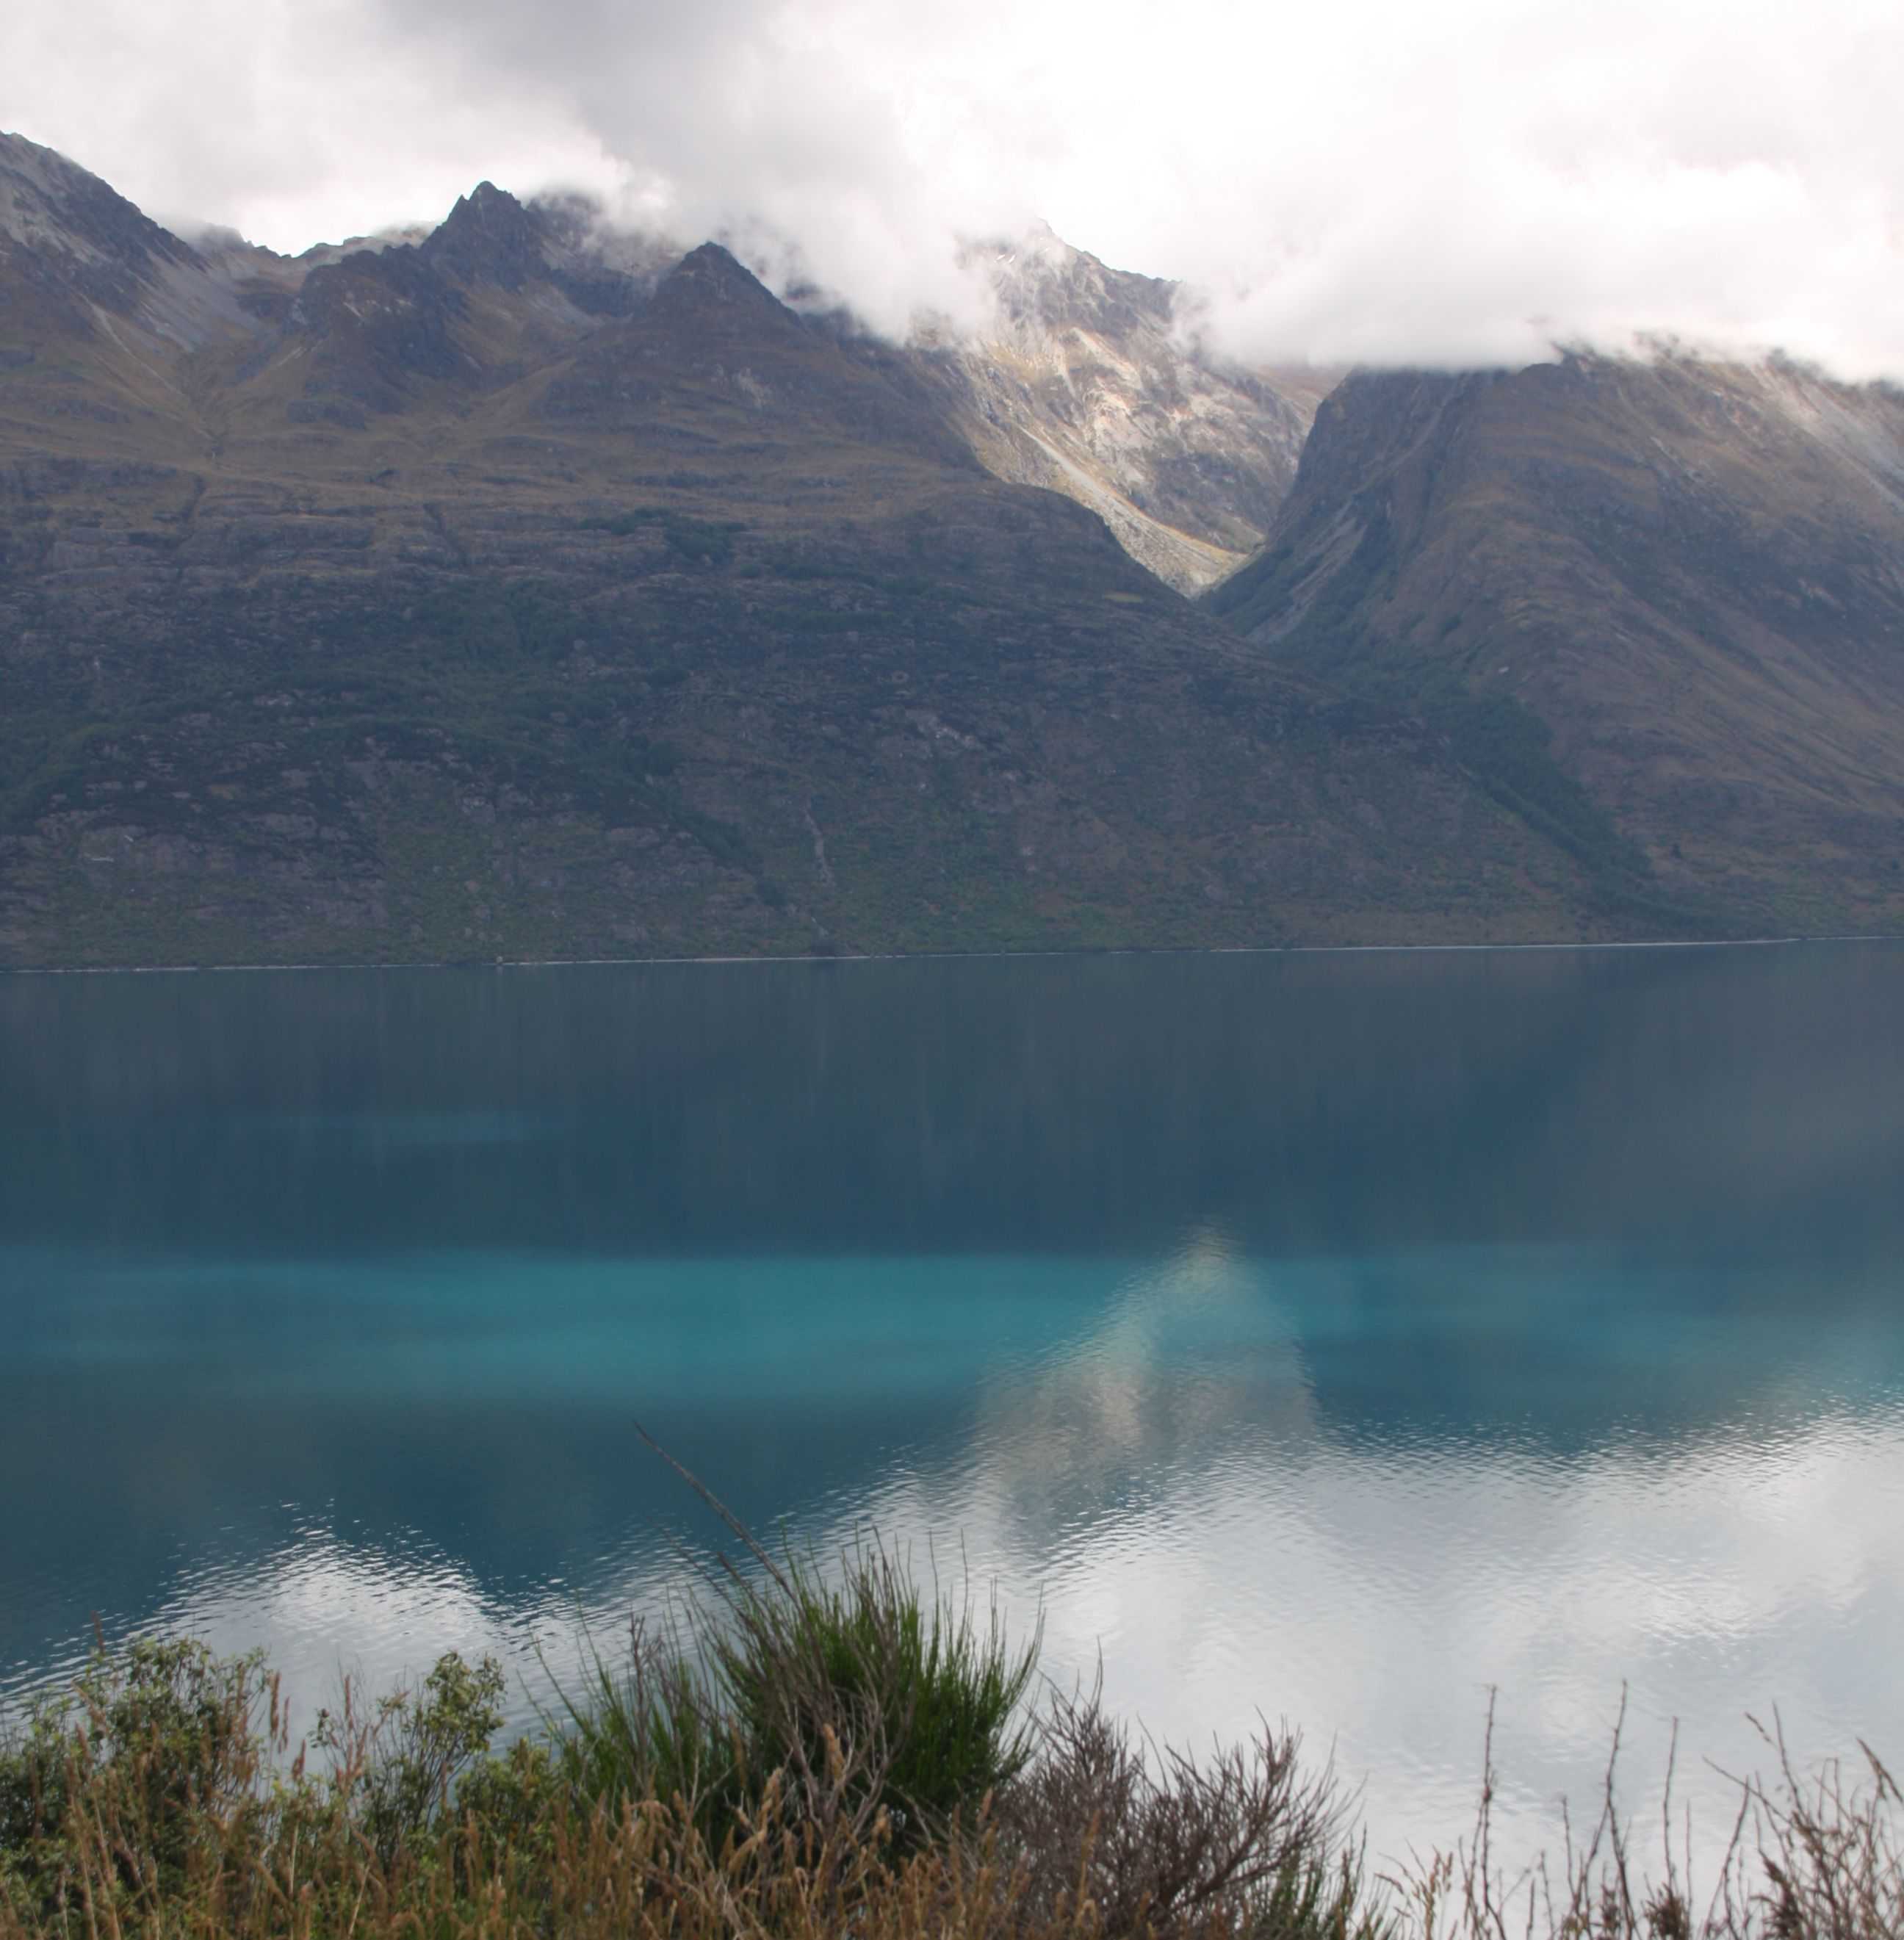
left=5, top=0, right=1904, bottom=372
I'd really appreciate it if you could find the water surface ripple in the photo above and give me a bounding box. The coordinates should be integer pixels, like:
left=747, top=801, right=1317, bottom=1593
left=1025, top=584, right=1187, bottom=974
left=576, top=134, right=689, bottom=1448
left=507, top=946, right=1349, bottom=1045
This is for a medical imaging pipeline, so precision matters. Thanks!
left=2, top=944, right=1901, bottom=1867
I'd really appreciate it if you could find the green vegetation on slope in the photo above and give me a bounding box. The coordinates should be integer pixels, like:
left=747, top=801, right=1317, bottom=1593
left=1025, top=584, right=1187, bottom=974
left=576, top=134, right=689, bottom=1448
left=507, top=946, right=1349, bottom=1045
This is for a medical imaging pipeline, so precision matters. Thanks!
left=0, top=493, right=1604, bottom=967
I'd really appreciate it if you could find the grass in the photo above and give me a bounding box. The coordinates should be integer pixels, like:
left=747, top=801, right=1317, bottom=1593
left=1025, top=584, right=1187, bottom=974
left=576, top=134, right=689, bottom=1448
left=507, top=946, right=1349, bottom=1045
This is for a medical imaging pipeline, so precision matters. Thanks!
left=1, top=1510, right=1896, bottom=1940
left=547, top=1540, right=1038, bottom=1855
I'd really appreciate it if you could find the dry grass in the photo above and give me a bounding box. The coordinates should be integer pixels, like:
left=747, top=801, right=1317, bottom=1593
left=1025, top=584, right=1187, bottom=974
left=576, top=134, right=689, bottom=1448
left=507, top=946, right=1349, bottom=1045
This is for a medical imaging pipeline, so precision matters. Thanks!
left=0, top=1634, right=1389, bottom=1940
left=1, top=1529, right=1895, bottom=1940
left=1388, top=1697, right=1902, bottom=1940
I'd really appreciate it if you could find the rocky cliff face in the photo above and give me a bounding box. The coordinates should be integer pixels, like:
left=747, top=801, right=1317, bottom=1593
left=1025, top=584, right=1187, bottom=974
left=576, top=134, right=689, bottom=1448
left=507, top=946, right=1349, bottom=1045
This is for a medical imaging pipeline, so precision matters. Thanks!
left=0, top=134, right=1606, bottom=969
left=0, top=131, right=203, bottom=317
left=1206, top=354, right=1904, bottom=933
left=915, top=231, right=1327, bottom=592
left=1, top=134, right=1316, bottom=590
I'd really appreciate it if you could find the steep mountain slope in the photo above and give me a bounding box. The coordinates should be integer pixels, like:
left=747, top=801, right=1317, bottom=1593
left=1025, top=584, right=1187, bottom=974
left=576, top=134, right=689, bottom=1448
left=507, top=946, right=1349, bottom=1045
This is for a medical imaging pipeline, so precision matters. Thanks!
left=1207, top=354, right=1904, bottom=933
left=915, top=232, right=1327, bottom=592
left=0, top=135, right=1603, bottom=968
left=0, top=130, right=213, bottom=328
left=0, top=132, right=275, bottom=463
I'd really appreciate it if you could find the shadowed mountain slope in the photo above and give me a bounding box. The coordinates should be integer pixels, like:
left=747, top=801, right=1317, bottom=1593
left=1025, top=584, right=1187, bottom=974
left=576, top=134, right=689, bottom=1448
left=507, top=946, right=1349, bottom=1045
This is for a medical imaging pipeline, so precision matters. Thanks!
left=0, top=137, right=1611, bottom=967
left=1207, top=355, right=1904, bottom=934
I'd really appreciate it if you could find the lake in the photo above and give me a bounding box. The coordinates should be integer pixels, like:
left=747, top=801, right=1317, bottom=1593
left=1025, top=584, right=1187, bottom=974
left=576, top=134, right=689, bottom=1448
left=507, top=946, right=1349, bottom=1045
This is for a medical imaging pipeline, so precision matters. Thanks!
left=2, top=942, right=1902, bottom=1870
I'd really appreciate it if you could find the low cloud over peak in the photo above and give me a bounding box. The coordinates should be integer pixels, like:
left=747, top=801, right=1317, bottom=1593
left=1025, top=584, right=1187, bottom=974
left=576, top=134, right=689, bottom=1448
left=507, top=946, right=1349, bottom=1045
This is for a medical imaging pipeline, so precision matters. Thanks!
left=5, top=0, right=1904, bottom=375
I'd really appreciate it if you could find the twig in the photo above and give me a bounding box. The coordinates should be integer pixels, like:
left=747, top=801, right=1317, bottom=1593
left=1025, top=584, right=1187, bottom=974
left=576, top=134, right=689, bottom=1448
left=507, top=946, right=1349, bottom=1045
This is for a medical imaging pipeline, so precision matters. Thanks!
left=631, top=1417, right=795, bottom=1596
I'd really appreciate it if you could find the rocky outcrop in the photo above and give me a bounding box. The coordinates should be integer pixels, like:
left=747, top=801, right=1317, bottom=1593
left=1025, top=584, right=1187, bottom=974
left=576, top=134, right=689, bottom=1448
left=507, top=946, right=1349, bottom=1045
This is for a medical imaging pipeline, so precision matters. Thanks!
left=915, top=231, right=1328, bottom=592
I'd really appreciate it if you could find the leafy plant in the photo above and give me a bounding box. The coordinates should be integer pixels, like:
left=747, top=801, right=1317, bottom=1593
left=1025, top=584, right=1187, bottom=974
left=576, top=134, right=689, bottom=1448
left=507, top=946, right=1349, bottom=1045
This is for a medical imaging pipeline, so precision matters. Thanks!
left=315, top=1650, right=506, bottom=1862
left=546, top=1452, right=1038, bottom=1855
left=0, top=1637, right=270, bottom=1922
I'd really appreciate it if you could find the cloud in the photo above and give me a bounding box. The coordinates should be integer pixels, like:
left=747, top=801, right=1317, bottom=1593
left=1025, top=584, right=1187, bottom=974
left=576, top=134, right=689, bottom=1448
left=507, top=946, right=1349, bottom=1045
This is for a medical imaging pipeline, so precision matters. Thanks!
left=4, top=0, right=1904, bottom=372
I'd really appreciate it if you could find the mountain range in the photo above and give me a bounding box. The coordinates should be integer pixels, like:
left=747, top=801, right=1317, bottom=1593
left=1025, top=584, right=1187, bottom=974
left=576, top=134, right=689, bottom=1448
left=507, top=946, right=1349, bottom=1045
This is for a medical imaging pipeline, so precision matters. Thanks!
left=1, top=130, right=1899, bottom=967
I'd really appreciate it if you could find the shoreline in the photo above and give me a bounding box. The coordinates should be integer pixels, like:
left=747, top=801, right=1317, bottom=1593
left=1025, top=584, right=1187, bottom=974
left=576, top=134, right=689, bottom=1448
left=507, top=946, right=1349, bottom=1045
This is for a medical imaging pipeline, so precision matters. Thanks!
left=2, top=929, right=1897, bottom=977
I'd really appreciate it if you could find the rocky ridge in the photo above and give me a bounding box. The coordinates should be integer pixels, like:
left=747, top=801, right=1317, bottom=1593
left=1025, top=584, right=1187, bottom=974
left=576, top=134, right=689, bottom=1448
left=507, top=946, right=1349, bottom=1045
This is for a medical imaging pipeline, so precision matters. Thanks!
left=1206, top=355, right=1904, bottom=933
left=911, top=230, right=1329, bottom=592
left=0, top=132, right=1610, bottom=969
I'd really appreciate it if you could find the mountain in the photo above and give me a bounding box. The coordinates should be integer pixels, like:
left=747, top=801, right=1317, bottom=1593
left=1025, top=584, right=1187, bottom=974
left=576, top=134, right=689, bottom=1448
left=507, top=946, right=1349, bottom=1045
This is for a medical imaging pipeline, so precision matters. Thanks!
left=1206, top=354, right=1904, bottom=934
left=913, top=231, right=1327, bottom=593
left=0, top=134, right=1609, bottom=969
left=0, top=129, right=213, bottom=326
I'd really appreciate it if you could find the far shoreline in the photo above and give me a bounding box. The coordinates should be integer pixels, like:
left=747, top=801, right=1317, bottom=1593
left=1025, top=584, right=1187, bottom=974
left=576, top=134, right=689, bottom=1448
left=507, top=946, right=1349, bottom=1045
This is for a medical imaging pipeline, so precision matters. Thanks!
left=2, top=929, right=1897, bottom=976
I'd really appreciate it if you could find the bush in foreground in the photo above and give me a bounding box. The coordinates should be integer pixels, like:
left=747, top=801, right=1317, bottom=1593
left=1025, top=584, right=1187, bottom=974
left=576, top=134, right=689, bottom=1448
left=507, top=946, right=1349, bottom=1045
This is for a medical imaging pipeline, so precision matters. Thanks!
left=0, top=1536, right=1897, bottom=1940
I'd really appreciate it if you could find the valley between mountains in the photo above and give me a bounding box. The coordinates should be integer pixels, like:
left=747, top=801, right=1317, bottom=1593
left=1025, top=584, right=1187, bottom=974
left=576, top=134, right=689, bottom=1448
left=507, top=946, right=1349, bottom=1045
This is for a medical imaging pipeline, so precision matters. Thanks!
left=2, top=131, right=1900, bottom=967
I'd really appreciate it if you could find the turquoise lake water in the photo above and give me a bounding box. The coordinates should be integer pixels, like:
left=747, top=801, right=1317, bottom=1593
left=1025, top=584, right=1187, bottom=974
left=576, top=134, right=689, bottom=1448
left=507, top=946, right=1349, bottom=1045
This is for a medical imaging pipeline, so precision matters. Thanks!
left=2, top=943, right=1902, bottom=1866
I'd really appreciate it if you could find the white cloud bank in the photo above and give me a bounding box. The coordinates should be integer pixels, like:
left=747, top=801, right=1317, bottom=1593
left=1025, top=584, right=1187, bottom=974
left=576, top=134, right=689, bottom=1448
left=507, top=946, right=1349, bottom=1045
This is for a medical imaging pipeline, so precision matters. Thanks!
left=4, top=0, right=1904, bottom=372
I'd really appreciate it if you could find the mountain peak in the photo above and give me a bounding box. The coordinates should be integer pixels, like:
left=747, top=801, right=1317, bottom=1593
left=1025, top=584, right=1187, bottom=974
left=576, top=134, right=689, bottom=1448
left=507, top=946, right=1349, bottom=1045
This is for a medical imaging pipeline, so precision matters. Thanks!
left=981, top=226, right=1175, bottom=343
left=647, top=242, right=790, bottom=329
left=418, top=180, right=549, bottom=291
left=0, top=129, right=198, bottom=311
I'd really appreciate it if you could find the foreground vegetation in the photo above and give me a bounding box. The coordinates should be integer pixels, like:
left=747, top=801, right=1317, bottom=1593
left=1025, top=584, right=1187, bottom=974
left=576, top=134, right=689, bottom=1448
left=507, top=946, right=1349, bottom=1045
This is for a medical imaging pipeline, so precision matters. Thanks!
left=2, top=1532, right=1896, bottom=1940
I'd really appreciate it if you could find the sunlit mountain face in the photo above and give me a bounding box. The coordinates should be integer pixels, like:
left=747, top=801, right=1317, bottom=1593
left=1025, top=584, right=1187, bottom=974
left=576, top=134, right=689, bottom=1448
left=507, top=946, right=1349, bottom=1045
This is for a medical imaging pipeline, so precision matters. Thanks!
left=910, top=228, right=1328, bottom=593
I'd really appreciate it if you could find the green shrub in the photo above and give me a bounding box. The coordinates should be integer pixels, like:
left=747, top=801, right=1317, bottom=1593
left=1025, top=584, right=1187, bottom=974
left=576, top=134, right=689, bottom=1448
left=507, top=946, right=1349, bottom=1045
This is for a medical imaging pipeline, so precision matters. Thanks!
left=715, top=1541, right=1038, bottom=1842
left=546, top=1538, right=1037, bottom=1855
left=549, top=1612, right=740, bottom=1827
left=317, top=1649, right=505, bottom=1862
left=0, top=1638, right=268, bottom=1921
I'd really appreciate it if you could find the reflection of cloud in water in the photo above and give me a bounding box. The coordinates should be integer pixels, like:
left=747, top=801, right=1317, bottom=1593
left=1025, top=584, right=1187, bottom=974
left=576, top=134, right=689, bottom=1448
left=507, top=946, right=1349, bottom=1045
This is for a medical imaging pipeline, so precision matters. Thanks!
left=107, top=1523, right=674, bottom=1750
left=811, top=1237, right=1904, bottom=1875
left=148, top=1531, right=533, bottom=1735
left=70, top=1233, right=1904, bottom=1882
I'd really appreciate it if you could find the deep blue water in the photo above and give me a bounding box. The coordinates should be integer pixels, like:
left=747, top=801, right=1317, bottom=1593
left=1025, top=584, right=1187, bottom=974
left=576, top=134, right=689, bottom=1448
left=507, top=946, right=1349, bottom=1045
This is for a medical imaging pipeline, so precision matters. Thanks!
left=2, top=943, right=1902, bottom=1864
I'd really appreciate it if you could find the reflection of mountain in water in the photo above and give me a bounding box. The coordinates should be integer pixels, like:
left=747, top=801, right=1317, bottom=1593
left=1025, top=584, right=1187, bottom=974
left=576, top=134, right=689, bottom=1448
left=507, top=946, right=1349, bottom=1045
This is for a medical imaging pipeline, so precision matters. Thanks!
left=2, top=944, right=1902, bottom=1263
left=967, top=1232, right=1320, bottom=1530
